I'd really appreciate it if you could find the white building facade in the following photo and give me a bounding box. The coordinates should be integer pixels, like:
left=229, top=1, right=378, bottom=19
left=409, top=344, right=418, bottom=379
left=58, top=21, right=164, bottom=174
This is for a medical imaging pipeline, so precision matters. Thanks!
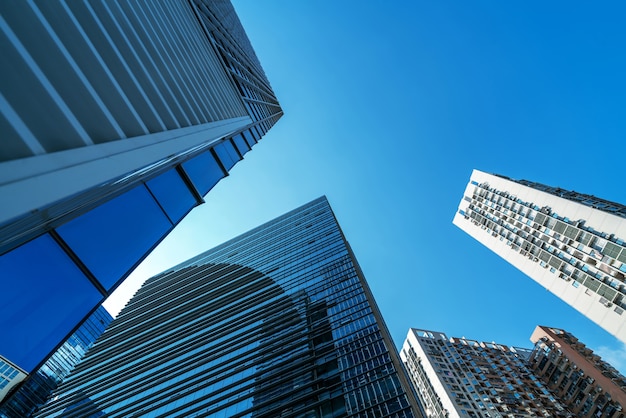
left=400, top=328, right=570, bottom=418
left=454, top=170, right=626, bottom=343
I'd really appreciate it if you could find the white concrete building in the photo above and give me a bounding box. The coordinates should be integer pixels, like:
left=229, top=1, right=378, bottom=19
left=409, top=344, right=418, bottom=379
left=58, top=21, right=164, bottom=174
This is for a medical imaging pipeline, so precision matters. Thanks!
left=400, top=328, right=570, bottom=418
left=454, top=169, right=626, bottom=343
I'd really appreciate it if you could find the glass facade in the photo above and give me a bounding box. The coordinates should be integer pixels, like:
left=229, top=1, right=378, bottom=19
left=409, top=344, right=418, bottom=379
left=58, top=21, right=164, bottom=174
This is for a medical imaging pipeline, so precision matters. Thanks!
left=0, top=307, right=112, bottom=418
left=36, top=197, right=423, bottom=418
left=0, top=0, right=282, bottom=375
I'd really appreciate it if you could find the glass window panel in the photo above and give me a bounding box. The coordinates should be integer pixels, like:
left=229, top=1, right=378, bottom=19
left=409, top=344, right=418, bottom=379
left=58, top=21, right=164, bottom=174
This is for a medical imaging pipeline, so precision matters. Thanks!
left=231, top=134, right=249, bottom=157
left=146, top=169, right=196, bottom=224
left=213, top=141, right=240, bottom=171
left=539, top=251, right=551, bottom=263
left=251, top=126, right=261, bottom=142
left=548, top=256, right=562, bottom=269
left=598, top=284, right=616, bottom=301
left=535, top=213, right=547, bottom=226
left=554, top=221, right=567, bottom=234
left=243, top=130, right=256, bottom=148
left=181, top=151, right=225, bottom=196
left=0, top=234, right=101, bottom=372
left=57, top=185, right=172, bottom=290
left=584, top=277, right=600, bottom=292
left=564, top=225, right=580, bottom=240
left=603, top=242, right=622, bottom=259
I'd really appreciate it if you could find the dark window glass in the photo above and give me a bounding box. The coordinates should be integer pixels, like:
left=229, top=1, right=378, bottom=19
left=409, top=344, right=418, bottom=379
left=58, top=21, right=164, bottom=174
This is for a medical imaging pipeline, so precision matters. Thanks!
left=181, top=151, right=225, bottom=196
left=0, top=234, right=101, bottom=372
left=232, top=134, right=249, bottom=157
left=213, top=141, right=240, bottom=171
left=57, top=185, right=172, bottom=290
left=146, top=170, right=196, bottom=224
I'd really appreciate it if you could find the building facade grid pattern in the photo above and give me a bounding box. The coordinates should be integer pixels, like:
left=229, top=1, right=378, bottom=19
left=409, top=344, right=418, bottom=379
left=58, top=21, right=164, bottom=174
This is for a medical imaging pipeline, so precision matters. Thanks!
left=528, top=326, right=626, bottom=418
left=454, top=170, right=626, bottom=342
left=401, top=329, right=571, bottom=418
left=36, top=197, right=421, bottom=418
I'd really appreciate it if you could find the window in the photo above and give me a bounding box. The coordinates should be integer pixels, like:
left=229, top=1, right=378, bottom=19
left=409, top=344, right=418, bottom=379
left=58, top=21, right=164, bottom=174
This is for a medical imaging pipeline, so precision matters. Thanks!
left=231, top=134, right=250, bottom=157
left=182, top=151, right=225, bottom=196
left=146, top=169, right=196, bottom=224
left=57, top=185, right=172, bottom=290
left=0, top=234, right=101, bottom=371
left=213, top=140, right=240, bottom=171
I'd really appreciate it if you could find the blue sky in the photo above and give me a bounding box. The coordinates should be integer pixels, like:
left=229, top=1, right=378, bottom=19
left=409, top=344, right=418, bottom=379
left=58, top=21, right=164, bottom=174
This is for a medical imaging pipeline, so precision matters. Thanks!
left=106, top=1, right=626, bottom=371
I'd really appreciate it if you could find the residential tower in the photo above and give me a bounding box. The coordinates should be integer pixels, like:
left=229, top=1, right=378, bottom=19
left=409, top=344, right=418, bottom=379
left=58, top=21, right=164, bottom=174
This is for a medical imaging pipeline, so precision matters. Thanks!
left=454, top=170, right=626, bottom=342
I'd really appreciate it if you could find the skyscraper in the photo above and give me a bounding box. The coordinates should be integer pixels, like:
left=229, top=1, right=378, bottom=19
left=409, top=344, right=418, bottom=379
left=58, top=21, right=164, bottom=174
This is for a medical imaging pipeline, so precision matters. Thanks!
left=0, top=0, right=281, bottom=375
left=35, top=197, right=423, bottom=418
left=528, top=326, right=626, bottom=418
left=0, top=307, right=112, bottom=417
left=454, top=169, right=626, bottom=342
left=400, top=328, right=571, bottom=418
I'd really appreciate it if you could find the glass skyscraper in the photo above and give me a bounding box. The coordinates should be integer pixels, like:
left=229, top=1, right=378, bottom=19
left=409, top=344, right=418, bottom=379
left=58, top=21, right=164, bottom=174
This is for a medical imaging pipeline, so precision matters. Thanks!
left=454, top=169, right=626, bottom=343
left=0, top=307, right=112, bottom=418
left=36, top=197, right=423, bottom=418
left=0, top=0, right=281, bottom=376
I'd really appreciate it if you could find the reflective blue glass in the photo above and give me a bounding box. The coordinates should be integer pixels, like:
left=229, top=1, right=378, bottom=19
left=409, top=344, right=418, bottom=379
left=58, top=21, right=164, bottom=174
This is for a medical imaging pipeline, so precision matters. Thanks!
left=213, top=140, right=240, bottom=171
left=146, top=169, right=196, bottom=224
left=36, top=198, right=418, bottom=418
left=250, top=126, right=261, bottom=142
left=0, top=234, right=101, bottom=372
left=57, top=185, right=172, bottom=290
left=0, top=306, right=113, bottom=417
left=243, top=130, right=255, bottom=148
left=181, top=151, right=224, bottom=196
left=231, top=133, right=249, bottom=157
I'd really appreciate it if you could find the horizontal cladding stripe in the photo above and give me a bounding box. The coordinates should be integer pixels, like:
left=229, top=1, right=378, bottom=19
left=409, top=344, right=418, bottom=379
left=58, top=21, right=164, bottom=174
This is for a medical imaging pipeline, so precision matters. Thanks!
left=78, top=271, right=360, bottom=381
left=57, top=302, right=332, bottom=410
left=59, top=345, right=325, bottom=418
left=64, top=319, right=387, bottom=418
left=59, top=312, right=330, bottom=414
left=73, top=272, right=278, bottom=371
left=243, top=96, right=282, bottom=108
left=94, top=268, right=270, bottom=351
left=178, top=210, right=335, bottom=265
left=66, top=270, right=371, bottom=394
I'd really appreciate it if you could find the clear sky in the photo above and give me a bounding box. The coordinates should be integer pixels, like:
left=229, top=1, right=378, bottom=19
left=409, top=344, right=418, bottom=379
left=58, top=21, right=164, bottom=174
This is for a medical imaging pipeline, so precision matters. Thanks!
left=105, top=1, right=626, bottom=372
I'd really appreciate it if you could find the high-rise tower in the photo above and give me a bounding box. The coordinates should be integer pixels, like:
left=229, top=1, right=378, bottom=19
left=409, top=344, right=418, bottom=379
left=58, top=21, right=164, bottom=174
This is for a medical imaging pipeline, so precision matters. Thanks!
left=0, top=0, right=281, bottom=375
left=528, top=326, right=626, bottom=418
left=400, top=328, right=571, bottom=418
left=454, top=170, right=626, bottom=342
left=35, top=197, right=423, bottom=418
